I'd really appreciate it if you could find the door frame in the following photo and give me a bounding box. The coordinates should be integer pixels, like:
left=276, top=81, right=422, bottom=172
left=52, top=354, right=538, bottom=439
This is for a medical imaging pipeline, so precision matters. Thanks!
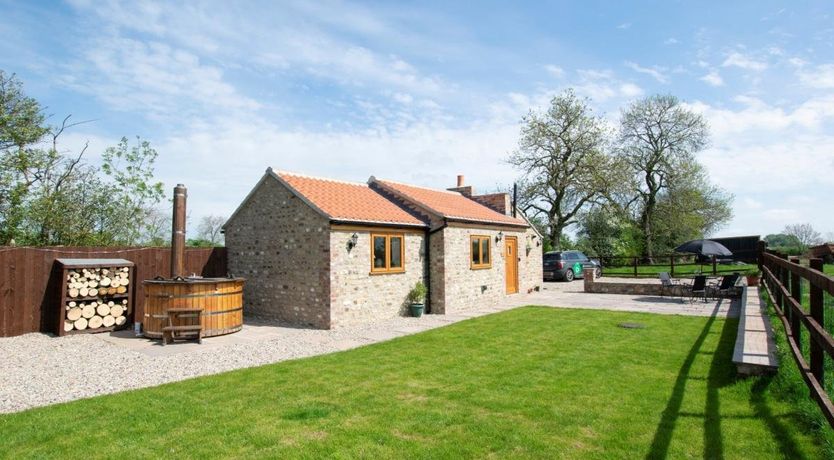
left=505, top=236, right=519, bottom=294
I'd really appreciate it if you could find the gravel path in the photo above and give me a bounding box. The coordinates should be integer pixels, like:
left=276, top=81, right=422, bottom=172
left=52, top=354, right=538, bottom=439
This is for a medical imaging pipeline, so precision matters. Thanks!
left=0, top=307, right=503, bottom=414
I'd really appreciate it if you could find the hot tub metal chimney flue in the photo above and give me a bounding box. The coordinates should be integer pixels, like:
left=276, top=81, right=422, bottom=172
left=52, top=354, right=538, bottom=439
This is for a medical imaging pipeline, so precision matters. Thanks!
left=171, top=184, right=187, bottom=278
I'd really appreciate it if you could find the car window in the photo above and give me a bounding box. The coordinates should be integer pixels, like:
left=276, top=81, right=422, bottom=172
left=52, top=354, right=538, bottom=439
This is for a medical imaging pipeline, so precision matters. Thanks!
left=564, top=252, right=578, bottom=260
left=543, top=254, right=562, bottom=262
left=577, top=252, right=589, bottom=261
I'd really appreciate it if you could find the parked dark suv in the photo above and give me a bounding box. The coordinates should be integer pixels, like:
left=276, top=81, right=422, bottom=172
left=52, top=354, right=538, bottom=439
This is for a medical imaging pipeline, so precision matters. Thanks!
left=543, top=251, right=602, bottom=282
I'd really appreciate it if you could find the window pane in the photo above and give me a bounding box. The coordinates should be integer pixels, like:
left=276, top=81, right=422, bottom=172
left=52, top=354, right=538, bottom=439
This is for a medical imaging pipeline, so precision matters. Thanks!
left=390, top=237, right=402, bottom=268
left=481, top=238, right=490, bottom=264
left=373, top=236, right=387, bottom=269
left=471, top=239, right=480, bottom=264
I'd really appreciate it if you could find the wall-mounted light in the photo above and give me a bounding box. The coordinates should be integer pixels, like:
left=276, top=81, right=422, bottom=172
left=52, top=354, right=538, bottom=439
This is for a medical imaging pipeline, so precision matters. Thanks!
left=347, top=233, right=359, bottom=252
left=495, top=231, right=503, bottom=243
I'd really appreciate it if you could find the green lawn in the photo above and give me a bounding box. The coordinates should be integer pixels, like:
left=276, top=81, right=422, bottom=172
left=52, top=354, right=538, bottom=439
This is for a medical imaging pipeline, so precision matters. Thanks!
left=1, top=308, right=831, bottom=459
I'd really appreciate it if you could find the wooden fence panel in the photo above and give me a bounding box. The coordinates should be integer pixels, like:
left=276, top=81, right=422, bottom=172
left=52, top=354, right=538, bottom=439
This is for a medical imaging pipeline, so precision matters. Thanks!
left=0, top=246, right=227, bottom=337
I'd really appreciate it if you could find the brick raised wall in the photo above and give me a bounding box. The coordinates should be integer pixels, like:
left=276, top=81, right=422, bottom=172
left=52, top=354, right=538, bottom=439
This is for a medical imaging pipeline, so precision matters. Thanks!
left=472, top=193, right=511, bottom=215
left=329, top=229, right=426, bottom=327
left=225, top=177, right=331, bottom=328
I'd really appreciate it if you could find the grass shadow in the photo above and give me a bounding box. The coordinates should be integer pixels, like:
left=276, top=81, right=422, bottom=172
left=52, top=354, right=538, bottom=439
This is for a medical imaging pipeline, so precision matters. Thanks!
left=749, top=376, right=808, bottom=459
left=645, top=301, right=726, bottom=459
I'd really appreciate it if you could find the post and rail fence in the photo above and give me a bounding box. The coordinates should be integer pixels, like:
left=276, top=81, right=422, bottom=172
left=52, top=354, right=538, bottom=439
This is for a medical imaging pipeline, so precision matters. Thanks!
left=594, top=253, right=751, bottom=278
left=0, top=246, right=227, bottom=338
left=758, top=240, right=834, bottom=428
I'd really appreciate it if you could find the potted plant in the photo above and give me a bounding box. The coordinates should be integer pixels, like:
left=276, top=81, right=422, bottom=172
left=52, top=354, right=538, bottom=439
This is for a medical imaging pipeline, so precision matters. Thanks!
left=746, top=270, right=761, bottom=286
left=406, top=281, right=427, bottom=318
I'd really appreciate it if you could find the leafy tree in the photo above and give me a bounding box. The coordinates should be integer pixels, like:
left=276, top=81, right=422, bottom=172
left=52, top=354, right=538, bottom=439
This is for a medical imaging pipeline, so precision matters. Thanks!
left=764, top=233, right=804, bottom=255
left=650, top=161, right=732, bottom=251
left=618, top=94, right=723, bottom=261
left=783, top=223, right=823, bottom=248
left=575, top=206, right=640, bottom=259
left=100, top=137, right=165, bottom=245
left=0, top=70, right=164, bottom=246
left=0, top=71, right=48, bottom=151
left=509, top=89, right=624, bottom=250
left=196, top=215, right=226, bottom=246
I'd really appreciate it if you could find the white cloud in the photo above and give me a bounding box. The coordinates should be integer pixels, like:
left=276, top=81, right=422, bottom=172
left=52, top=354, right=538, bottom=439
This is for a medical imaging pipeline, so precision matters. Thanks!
left=544, top=65, right=564, bottom=78
left=624, top=61, right=669, bottom=83
left=61, top=38, right=260, bottom=120
left=573, top=69, right=643, bottom=101
left=664, top=38, right=679, bottom=45
left=619, top=83, right=643, bottom=98
left=722, top=52, right=768, bottom=71
left=156, top=115, right=523, bottom=224
left=798, top=63, right=834, bottom=88
left=788, top=57, right=807, bottom=67
left=616, top=22, right=631, bottom=30
left=700, top=70, right=724, bottom=87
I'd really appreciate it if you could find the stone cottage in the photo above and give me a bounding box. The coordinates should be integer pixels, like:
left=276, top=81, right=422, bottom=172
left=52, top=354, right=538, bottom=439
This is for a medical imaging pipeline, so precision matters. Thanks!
left=224, top=168, right=543, bottom=328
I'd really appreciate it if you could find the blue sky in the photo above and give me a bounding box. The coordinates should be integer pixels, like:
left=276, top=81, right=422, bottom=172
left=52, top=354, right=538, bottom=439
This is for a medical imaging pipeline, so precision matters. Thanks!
left=2, top=0, right=833, bottom=239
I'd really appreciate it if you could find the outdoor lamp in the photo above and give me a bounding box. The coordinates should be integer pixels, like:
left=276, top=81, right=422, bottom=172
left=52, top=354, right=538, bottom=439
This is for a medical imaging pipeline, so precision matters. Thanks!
left=496, top=231, right=503, bottom=243
left=347, top=233, right=359, bottom=251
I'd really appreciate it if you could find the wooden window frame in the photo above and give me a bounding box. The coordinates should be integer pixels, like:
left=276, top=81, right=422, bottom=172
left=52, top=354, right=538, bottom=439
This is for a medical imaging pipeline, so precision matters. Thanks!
left=470, top=235, right=492, bottom=270
left=370, top=233, right=406, bottom=274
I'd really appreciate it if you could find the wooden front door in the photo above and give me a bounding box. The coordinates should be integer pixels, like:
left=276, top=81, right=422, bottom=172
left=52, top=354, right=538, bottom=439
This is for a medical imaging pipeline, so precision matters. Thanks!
left=505, top=237, right=519, bottom=294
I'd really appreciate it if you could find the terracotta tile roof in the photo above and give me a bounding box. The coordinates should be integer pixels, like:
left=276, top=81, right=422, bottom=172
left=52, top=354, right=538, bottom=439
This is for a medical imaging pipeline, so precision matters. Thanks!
left=275, top=171, right=427, bottom=227
left=373, top=179, right=528, bottom=227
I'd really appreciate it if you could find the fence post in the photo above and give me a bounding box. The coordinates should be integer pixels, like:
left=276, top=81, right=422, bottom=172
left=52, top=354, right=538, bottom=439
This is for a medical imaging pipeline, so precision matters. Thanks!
left=789, top=257, right=802, bottom=345
left=670, top=254, right=675, bottom=278
left=633, top=257, right=638, bottom=277
left=779, top=253, right=789, bottom=322
left=810, top=258, right=825, bottom=383
left=757, top=240, right=766, bottom=272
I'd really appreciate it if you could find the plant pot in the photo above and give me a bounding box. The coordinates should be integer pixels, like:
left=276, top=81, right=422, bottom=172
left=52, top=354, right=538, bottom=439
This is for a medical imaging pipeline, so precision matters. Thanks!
left=746, top=275, right=760, bottom=286
left=409, top=303, right=424, bottom=318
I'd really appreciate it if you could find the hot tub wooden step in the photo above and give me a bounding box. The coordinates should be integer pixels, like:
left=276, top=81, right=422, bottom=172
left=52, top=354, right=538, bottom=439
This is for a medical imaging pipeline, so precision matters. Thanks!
left=162, top=325, right=203, bottom=331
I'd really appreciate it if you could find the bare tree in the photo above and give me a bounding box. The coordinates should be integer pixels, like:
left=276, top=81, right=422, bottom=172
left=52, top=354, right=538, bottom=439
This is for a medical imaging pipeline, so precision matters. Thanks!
left=142, top=208, right=171, bottom=246
left=509, top=89, right=623, bottom=250
left=825, top=231, right=834, bottom=244
left=783, top=223, right=823, bottom=248
left=197, top=215, right=226, bottom=246
left=618, top=94, right=710, bottom=261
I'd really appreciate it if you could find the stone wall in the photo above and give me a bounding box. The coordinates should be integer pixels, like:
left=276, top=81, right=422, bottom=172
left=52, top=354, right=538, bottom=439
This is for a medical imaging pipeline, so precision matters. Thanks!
left=329, top=229, right=426, bottom=327
left=428, top=228, right=446, bottom=314
left=519, top=227, right=544, bottom=293
left=435, top=225, right=541, bottom=314
left=583, top=268, right=677, bottom=296
left=225, top=176, right=331, bottom=328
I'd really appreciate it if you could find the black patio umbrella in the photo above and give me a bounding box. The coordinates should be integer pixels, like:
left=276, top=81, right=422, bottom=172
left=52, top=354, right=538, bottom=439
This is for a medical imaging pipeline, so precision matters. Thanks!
left=674, top=239, right=733, bottom=257
left=675, top=239, right=733, bottom=274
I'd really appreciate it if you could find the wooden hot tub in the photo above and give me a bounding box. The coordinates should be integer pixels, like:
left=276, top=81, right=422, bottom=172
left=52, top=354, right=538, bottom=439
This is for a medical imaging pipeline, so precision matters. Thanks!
left=142, top=277, right=245, bottom=339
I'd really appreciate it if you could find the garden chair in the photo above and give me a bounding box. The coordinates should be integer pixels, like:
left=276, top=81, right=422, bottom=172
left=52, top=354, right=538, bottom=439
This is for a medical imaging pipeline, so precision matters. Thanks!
left=687, top=275, right=707, bottom=303
left=710, top=273, right=741, bottom=299
left=658, top=272, right=680, bottom=297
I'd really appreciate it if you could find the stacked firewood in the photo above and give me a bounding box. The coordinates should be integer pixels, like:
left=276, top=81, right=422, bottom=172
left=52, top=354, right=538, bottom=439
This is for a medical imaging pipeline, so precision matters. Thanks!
left=64, top=267, right=130, bottom=332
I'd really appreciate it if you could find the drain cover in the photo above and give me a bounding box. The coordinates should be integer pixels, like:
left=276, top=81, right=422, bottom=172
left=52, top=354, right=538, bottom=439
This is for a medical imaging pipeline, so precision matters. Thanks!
left=618, top=322, right=646, bottom=329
